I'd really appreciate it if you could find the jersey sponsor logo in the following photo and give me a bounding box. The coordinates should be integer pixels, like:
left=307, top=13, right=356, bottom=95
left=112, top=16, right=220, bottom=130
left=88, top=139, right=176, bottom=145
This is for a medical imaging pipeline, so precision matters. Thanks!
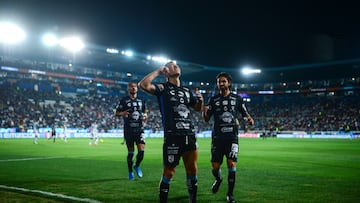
left=175, top=104, right=190, bottom=118
left=221, top=112, right=233, bottom=123
left=221, top=126, right=233, bottom=133
left=170, top=89, right=185, bottom=97
left=129, top=123, right=140, bottom=127
left=185, top=91, right=190, bottom=102
left=131, top=111, right=140, bottom=120
left=176, top=121, right=191, bottom=129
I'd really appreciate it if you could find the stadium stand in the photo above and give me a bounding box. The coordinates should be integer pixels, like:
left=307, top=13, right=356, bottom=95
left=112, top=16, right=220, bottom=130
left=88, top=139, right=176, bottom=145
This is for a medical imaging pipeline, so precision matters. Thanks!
left=1, top=55, right=360, bottom=138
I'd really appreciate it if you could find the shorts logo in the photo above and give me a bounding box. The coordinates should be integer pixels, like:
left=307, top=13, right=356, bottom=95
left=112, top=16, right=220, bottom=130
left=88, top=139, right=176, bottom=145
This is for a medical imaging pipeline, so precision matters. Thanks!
left=168, top=155, right=174, bottom=163
left=229, top=143, right=238, bottom=159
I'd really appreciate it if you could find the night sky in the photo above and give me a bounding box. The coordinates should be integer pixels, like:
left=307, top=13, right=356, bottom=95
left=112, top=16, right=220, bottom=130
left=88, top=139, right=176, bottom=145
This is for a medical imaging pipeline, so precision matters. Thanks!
left=1, top=0, right=360, bottom=73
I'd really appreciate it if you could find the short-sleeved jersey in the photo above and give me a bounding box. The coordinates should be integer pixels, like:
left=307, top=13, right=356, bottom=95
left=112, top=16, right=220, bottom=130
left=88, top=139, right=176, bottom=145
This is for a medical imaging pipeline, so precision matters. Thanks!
left=206, top=93, right=249, bottom=139
left=116, top=96, right=146, bottom=134
left=154, top=82, right=197, bottom=137
left=91, top=123, right=98, bottom=134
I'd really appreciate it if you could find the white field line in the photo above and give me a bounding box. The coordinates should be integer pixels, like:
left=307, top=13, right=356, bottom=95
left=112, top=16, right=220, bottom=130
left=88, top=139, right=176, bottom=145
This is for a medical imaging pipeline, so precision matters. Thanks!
left=0, top=184, right=102, bottom=203
left=0, top=156, right=64, bottom=162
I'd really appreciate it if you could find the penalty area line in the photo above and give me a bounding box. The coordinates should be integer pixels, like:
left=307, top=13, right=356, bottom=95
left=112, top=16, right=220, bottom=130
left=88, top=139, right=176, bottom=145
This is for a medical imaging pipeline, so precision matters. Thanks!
left=0, top=184, right=102, bottom=203
left=0, top=156, right=64, bottom=162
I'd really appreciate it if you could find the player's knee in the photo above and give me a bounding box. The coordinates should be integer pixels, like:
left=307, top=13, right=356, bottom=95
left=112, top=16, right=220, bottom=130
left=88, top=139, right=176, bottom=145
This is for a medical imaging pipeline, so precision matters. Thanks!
left=163, top=166, right=176, bottom=179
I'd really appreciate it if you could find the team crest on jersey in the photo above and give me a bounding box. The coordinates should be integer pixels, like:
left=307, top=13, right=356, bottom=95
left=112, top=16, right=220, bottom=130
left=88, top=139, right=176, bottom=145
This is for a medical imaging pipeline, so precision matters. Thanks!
left=168, top=155, right=174, bottom=163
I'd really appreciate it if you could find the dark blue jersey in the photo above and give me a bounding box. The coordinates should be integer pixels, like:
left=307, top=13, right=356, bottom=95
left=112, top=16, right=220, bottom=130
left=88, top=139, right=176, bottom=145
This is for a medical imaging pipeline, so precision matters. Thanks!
left=116, top=96, right=146, bottom=133
left=154, top=82, right=197, bottom=137
left=206, top=93, right=249, bottom=139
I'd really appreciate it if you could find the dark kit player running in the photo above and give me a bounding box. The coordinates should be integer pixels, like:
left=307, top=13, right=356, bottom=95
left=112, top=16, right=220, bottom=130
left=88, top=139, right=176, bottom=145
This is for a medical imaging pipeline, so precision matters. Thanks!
left=202, top=72, right=254, bottom=203
left=116, top=82, right=147, bottom=180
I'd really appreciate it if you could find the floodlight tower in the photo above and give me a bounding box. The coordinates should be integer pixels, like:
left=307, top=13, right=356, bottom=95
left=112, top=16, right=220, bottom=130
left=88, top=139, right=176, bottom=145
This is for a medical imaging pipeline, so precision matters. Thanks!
left=0, top=22, right=26, bottom=44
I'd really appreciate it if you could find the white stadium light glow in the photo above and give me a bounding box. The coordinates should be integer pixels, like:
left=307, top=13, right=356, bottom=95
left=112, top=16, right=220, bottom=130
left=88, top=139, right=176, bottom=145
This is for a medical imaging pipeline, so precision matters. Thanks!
left=121, top=50, right=133, bottom=57
left=42, top=33, right=58, bottom=46
left=0, top=22, right=26, bottom=44
left=106, top=48, right=119, bottom=54
left=241, top=66, right=261, bottom=75
left=59, top=37, right=84, bottom=52
left=149, top=56, right=175, bottom=64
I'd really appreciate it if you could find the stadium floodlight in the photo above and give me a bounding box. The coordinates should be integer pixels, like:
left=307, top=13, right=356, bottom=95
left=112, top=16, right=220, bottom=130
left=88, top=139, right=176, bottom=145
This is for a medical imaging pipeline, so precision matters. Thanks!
left=150, top=56, right=175, bottom=64
left=121, top=50, right=133, bottom=57
left=241, top=66, right=261, bottom=75
left=106, top=48, right=119, bottom=54
left=59, top=36, right=84, bottom=52
left=0, top=22, right=26, bottom=44
left=42, top=33, right=58, bottom=46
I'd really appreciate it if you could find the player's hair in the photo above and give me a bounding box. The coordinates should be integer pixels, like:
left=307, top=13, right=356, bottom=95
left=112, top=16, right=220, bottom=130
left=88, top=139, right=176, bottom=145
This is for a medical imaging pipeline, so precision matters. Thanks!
left=128, top=81, right=138, bottom=87
left=164, top=61, right=176, bottom=67
left=216, top=72, right=232, bottom=88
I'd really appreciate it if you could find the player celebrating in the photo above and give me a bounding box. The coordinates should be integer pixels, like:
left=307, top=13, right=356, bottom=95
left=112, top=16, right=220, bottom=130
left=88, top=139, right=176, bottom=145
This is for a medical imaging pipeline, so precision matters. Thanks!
left=116, top=82, right=147, bottom=180
left=139, top=61, right=203, bottom=203
left=202, top=72, right=254, bottom=203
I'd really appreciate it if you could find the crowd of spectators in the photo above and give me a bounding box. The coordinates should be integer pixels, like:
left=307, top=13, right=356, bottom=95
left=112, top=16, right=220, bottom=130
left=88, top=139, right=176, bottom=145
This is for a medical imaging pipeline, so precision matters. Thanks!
left=1, top=81, right=359, bottom=134
left=1, top=56, right=359, bottom=134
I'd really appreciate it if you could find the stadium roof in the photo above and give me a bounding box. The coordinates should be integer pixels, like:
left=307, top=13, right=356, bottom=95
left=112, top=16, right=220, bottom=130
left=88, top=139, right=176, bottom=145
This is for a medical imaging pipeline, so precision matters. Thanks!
left=1, top=43, right=360, bottom=85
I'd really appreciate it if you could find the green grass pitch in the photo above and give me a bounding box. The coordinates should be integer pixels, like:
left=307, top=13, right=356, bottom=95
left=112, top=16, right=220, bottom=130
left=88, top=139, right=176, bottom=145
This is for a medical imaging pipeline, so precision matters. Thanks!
left=0, top=138, right=359, bottom=203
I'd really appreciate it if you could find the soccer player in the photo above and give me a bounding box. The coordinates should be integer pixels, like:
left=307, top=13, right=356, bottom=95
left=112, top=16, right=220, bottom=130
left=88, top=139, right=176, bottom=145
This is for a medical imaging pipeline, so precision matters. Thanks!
left=62, top=123, right=68, bottom=143
left=202, top=72, right=254, bottom=203
left=33, top=119, right=40, bottom=144
left=89, top=121, right=99, bottom=145
left=48, top=124, right=56, bottom=143
left=115, top=82, right=147, bottom=180
left=139, top=61, right=203, bottom=203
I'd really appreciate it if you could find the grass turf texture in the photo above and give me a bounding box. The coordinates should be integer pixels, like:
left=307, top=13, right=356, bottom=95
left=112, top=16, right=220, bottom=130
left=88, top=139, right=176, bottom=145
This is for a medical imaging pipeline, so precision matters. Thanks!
left=0, top=138, right=359, bottom=203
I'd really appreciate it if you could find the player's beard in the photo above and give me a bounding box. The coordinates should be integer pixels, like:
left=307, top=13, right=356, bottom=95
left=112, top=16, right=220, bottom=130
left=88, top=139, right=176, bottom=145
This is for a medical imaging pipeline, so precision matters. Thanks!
left=219, top=86, right=229, bottom=93
left=168, top=72, right=180, bottom=78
